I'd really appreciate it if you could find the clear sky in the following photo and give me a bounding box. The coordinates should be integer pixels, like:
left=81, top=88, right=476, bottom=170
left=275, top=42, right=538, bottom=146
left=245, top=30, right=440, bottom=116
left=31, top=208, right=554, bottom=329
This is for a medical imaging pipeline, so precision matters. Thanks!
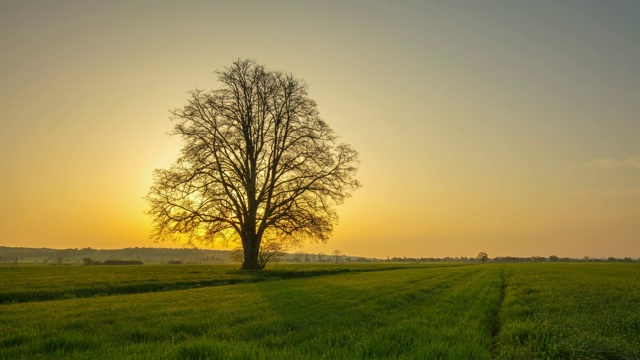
left=1, top=0, right=638, bottom=258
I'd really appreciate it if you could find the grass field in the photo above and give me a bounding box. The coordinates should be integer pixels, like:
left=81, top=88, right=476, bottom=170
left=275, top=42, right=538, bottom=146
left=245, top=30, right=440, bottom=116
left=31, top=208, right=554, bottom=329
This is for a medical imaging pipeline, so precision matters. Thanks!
left=0, top=263, right=458, bottom=304
left=497, top=263, right=640, bottom=359
left=0, top=263, right=638, bottom=359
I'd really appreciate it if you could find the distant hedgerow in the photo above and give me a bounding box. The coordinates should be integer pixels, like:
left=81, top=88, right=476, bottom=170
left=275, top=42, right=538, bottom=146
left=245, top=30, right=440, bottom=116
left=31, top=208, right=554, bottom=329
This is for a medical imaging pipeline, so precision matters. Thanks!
left=103, top=260, right=144, bottom=265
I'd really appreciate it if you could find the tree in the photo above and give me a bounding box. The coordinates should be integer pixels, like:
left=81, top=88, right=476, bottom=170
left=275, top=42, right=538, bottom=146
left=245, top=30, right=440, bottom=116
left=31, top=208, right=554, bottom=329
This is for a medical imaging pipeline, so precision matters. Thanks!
left=147, top=59, right=360, bottom=269
left=333, top=249, right=343, bottom=263
left=477, top=252, right=489, bottom=264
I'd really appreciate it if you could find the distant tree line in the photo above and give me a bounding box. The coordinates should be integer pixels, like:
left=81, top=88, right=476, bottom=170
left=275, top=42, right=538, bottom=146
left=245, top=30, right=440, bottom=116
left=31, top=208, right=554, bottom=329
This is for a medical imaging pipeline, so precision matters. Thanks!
left=82, top=258, right=144, bottom=265
left=1, top=246, right=637, bottom=265
left=383, top=255, right=639, bottom=263
left=0, top=246, right=232, bottom=264
left=386, top=256, right=477, bottom=262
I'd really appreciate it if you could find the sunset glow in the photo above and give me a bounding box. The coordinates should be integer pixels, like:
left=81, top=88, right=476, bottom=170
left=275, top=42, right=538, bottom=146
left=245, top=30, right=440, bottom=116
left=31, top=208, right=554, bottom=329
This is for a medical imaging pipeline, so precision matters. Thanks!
left=1, top=1, right=638, bottom=258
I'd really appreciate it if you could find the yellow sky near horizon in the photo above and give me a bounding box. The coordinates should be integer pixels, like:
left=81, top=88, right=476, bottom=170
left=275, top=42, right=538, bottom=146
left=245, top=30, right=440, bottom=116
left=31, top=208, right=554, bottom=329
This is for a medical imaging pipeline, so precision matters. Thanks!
left=1, top=1, right=638, bottom=258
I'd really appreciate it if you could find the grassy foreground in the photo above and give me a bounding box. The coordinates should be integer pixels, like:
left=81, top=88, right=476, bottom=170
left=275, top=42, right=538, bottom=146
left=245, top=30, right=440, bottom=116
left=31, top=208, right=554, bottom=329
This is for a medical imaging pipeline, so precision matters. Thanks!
left=0, top=263, right=639, bottom=359
left=496, top=263, right=640, bottom=359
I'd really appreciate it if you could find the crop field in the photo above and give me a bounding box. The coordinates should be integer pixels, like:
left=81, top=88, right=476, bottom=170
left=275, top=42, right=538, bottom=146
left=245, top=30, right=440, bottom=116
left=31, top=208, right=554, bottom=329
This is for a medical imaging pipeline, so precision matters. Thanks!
left=497, top=264, right=640, bottom=359
left=0, top=263, right=638, bottom=359
left=0, top=263, right=444, bottom=304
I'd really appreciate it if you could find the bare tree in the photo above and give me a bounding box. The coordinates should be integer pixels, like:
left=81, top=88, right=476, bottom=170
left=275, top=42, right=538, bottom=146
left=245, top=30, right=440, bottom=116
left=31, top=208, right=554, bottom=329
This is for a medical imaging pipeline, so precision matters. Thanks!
left=477, top=252, right=489, bottom=264
left=333, top=249, right=343, bottom=263
left=147, top=59, right=360, bottom=269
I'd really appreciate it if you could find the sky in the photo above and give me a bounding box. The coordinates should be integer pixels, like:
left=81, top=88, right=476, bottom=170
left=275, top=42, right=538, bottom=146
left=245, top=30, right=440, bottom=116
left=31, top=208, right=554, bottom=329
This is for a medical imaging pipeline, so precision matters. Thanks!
left=1, top=0, right=639, bottom=259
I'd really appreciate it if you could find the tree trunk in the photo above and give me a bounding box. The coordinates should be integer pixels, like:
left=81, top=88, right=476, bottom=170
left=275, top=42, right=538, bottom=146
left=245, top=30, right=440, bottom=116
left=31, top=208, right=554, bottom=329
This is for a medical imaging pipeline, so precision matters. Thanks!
left=241, top=222, right=263, bottom=269
left=242, top=241, right=262, bottom=269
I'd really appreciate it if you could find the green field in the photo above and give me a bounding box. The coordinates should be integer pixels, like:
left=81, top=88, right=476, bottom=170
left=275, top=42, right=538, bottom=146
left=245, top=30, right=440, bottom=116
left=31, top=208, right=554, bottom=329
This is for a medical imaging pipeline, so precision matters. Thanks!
left=0, top=263, right=638, bottom=359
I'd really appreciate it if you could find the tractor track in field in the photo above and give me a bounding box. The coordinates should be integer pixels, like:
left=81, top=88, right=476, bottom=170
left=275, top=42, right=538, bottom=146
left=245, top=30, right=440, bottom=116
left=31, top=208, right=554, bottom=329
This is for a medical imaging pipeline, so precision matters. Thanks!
left=491, top=266, right=507, bottom=355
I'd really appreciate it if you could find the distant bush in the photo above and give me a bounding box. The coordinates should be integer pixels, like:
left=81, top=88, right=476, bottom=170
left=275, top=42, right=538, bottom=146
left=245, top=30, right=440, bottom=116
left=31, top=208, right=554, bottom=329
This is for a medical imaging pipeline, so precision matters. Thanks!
left=82, top=258, right=103, bottom=265
left=167, top=260, right=183, bottom=265
left=103, top=260, right=144, bottom=265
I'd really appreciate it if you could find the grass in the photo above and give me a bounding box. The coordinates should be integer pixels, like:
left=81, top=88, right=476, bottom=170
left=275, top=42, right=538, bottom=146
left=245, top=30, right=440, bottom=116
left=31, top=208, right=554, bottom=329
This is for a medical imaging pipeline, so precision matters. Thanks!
left=495, top=263, right=640, bottom=359
left=0, top=262, right=449, bottom=303
left=0, top=264, right=499, bottom=359
left=0, top=262, right=639, bottom=359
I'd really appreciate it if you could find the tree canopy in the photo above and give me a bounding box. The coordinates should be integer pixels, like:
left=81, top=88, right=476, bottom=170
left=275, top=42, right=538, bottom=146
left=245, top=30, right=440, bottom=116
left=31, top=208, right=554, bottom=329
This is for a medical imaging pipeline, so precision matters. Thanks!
left=477, top=252, right=489, bottom=264
left=147, top=59, right=360, bottom=269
